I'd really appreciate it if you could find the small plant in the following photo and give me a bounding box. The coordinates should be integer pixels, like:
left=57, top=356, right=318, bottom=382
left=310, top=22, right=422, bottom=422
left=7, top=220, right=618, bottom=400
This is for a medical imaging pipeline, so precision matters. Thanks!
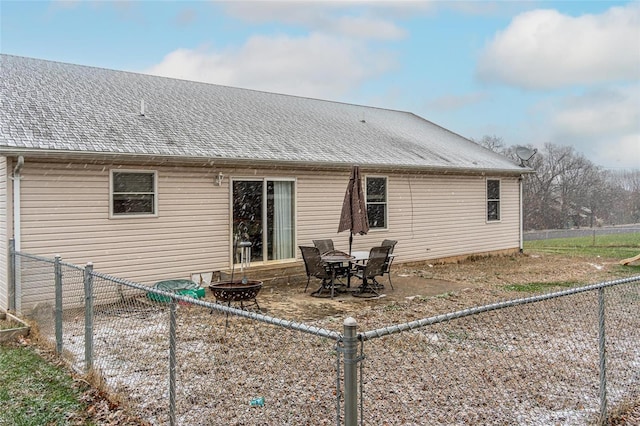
left=504, top=281, right=578, bottom=292
left=383, top=303, right=404, bottom=312
left=444, top=330, right=468, bottom=342
left=435, top=292, right=456, bottom=299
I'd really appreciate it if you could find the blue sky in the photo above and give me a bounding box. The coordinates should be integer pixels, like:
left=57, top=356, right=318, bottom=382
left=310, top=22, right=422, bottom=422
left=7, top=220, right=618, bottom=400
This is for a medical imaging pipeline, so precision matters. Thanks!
left=1, top=0, right=639, bottom=169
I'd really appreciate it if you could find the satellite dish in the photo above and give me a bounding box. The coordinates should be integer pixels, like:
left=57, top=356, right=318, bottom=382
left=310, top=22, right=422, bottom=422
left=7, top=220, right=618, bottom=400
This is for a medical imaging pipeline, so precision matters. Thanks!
left=515, top=146, right=537, bottom=166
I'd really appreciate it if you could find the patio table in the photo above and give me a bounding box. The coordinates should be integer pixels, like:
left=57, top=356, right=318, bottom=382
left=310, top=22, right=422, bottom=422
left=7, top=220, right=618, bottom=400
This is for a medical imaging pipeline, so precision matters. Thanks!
left=315, top=252, right=354, bottom=298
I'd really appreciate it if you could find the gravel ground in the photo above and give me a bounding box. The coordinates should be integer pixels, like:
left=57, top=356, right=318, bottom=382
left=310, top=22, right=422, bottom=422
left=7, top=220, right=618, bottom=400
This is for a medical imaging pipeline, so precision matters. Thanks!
left=47, top=252, right=640, bottom=424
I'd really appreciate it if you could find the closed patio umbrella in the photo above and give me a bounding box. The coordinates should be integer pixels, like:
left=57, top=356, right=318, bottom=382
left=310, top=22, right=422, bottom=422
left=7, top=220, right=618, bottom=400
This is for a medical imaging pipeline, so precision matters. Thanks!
left=338, top=165, right=369, bottom=255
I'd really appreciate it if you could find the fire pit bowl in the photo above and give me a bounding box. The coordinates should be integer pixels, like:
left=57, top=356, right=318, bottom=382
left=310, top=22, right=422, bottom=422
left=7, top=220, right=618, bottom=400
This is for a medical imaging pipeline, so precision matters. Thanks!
left=209, top=280, right=263, bottom=304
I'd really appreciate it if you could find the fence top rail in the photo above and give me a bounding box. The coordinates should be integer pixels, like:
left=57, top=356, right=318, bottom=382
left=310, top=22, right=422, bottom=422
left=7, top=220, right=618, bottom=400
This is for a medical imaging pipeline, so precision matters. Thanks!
left=361, top=274, right=640, bottom=341
left=89, top=269, right=342, bottom=341
left=15, top=251, right=56, bottom=264
left=15, top=251, right=85, bottom=271
left=13, top=247, right=638, bottom=343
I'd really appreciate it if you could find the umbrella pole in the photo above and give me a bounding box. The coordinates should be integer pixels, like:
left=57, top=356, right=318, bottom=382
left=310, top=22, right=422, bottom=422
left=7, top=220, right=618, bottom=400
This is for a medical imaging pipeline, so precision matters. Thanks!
left=347, top=233, right=353, bottom=288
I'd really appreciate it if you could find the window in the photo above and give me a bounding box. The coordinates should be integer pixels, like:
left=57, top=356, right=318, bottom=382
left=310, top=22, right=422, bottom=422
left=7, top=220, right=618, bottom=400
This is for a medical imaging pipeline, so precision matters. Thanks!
left=110, top=170, right=157, bottom=217
left=366, top=176, right=387, bottom=229
left=487, top=179, right=500, bottom=221
left=232, top=178, right=296, bottom=263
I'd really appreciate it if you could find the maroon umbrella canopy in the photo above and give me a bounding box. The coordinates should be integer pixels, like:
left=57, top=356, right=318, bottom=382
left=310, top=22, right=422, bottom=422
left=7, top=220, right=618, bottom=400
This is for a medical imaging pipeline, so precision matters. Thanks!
left=338, top=165, right=369, bottom=253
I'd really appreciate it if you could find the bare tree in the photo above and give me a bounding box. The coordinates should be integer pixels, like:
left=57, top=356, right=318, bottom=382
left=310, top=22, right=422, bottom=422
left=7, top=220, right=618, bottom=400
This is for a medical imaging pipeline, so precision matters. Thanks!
left=473, top=135, right=506, bottom=153
left=476, top=134, right=638, bottom=230
left=606, top=169, right=640, bottom=224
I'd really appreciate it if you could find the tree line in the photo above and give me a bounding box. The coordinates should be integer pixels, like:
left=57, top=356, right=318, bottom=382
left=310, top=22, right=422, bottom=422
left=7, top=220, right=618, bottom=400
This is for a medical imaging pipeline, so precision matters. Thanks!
left=475, top=135, right=640, bottom=231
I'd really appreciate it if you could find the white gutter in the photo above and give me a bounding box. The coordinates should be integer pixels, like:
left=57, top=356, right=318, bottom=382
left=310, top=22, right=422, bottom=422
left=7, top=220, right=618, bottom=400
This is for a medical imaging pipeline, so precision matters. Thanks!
left=519, top=174, right=524, bottom=253
left=0, top=147, right=533, bottom=176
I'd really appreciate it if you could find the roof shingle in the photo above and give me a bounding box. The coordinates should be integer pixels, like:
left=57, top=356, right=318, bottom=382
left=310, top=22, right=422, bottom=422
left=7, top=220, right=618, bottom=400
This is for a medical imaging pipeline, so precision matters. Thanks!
left=0, top=55, right=523, bottom=172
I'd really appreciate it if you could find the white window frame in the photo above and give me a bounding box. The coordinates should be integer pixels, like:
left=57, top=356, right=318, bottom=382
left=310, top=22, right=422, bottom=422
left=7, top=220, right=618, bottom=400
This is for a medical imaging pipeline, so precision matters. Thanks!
left=230, top=177, right=297, bottom=264
left=486, top=178, right=501, bottom=222
left=365, top=175, right=388, bottom=230
left=109, top=169, right=158, bottom=218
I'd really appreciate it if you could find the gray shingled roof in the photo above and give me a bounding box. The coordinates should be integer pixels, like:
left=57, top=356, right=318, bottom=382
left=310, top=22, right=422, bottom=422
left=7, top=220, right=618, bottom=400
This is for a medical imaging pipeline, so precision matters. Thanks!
left=1, top=54, right=524, bottom=173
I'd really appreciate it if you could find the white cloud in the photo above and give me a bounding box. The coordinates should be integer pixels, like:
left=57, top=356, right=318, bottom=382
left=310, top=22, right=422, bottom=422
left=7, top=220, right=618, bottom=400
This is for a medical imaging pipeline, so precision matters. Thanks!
left=220, top=1, right=415, bottom=40
left=593, top=133, right=640, bottom=169
left=331, top=15, right=406, bottom=40
left=477, top=3, right=640, bottom=89
left=553, top=87, right=639, bottom=137
left=144, top=33, right=395, bottom=99
left=549, top=84, right=640, bottom=168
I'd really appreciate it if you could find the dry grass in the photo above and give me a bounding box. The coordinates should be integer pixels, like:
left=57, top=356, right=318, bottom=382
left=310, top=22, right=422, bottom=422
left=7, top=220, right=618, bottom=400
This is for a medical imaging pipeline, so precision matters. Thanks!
left=37, top=250, right=637, bottom=425
left=15, top=247, right=638, bottom=425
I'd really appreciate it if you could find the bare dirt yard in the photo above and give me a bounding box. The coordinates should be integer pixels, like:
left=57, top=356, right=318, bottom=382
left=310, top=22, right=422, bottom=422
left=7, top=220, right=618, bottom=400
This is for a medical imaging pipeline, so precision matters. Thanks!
left=194, top=251, right=637, bottom=425
left=24, top=250, right=640, bottom=425
left=255, top=251, right=638, bottom=321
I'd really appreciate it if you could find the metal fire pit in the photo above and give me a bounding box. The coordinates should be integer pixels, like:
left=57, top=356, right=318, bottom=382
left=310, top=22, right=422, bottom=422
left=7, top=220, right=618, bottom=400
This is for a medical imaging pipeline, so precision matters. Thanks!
left=209, top=280, right=262, bottom=310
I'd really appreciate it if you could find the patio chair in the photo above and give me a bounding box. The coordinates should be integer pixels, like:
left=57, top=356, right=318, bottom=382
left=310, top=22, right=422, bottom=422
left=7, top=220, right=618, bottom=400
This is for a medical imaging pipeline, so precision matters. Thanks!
left=353, top=245, right=391, bottom=297
left=380, top=239, right=398, bottom=290
left=381, top=239, right=397, bottom=253
left=299, top=246, right=334, bottom=295
left=312, top=239, right=335, bottom=255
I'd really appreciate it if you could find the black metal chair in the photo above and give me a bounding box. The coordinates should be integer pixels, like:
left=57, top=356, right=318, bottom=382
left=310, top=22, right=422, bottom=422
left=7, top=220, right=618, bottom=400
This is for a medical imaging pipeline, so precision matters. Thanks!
left=299, top=246, right=335, bottom=296
left=380, top=239, right=398, bottom=290
left=353, top=246, right=391, bottom=297
left=381, top=239, right=397, bottom=252
left=312, top=239, right=335, bottom=255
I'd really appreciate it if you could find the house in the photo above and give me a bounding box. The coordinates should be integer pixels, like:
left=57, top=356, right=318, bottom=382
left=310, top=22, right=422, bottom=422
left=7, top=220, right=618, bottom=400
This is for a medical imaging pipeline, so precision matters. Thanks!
left=0, top=54, right=531, bottom=314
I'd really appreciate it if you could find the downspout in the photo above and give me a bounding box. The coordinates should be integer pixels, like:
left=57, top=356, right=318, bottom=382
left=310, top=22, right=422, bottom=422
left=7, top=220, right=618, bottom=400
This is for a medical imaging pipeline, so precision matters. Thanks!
left=11, top=156, right=24, bottom=312
left=519, top=174, right=524, bottom=253
left=11, top=156, right=24, bottom=251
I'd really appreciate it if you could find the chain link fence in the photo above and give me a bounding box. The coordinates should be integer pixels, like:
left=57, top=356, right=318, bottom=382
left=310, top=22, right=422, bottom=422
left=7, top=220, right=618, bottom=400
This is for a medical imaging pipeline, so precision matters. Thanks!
left=357, top=280, right=639, bottom=425
left=524, top=224, right=640, bottom=241
left=10, top=246, right=640, bottom=425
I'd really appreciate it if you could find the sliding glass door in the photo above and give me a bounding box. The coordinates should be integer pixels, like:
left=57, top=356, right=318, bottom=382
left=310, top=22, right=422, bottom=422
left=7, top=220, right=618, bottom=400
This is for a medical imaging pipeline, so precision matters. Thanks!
left=232, top=178, right=295, bottom=263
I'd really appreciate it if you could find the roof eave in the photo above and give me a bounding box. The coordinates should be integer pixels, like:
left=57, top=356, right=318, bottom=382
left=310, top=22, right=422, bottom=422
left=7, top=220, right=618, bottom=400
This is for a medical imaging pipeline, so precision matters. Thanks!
left=0, top=147, right=533, bottom=176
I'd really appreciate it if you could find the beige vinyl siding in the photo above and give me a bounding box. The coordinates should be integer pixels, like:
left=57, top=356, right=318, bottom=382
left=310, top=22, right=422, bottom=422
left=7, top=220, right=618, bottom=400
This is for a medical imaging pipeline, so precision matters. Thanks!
left=15, top=161, right=522, bottom=312
left=296, top=171, right=521, bottom=263
left=0, top=156, right=7, bottom=310
left=386, top=174, right=520, bottom=262
left=18, top=161, right=231, bottom=310
left=296, top=169, right=353, bottom=251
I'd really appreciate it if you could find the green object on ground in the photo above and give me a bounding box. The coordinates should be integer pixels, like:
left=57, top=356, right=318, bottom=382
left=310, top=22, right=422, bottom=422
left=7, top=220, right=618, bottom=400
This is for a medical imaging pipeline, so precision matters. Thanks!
left=147, top=279, right=205, bottom=303
left=176, top=289, right=199, bottom=299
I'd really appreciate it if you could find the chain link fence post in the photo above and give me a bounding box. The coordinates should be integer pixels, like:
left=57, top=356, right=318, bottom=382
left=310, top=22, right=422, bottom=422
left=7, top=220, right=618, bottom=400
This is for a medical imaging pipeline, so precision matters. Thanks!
left=84, top=262, right=94, bottom=372
left=54, top=255, right=63, bottom=355
left=169, top=299, right=177, bottom=426
left=335, top=341, right=342, bottom=426
left=598, top=287, right=607, bottom=425
left=343, top=317, right=358, bottom=426
left=8, top=238, right=15, bottom=311
left=9, top=238, right=22, bottom=314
